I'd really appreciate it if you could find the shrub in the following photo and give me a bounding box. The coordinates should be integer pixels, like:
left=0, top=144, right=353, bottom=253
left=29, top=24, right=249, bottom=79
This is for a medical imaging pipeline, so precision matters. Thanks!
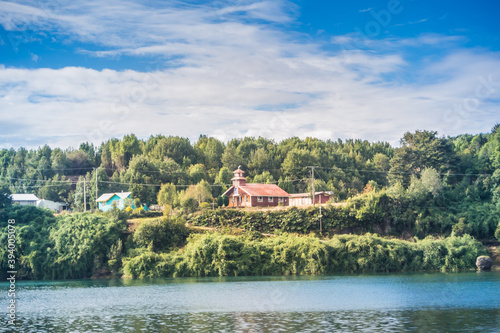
left=133, top=217, right=189, bottom=252
left=122, top=233, right=483, bottom=278
left=199, top=202, right=211, bottom=210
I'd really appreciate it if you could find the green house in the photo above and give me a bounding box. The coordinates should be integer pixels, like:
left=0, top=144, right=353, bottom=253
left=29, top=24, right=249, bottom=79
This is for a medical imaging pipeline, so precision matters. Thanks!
left=96, top=192, right=135, bottom=212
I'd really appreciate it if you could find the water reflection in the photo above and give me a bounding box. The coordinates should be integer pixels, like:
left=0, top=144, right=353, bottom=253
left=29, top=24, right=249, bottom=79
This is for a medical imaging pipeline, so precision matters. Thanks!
left=1, top=272, right=499, bottom=332
left=11, top=309, right=500, bottom=333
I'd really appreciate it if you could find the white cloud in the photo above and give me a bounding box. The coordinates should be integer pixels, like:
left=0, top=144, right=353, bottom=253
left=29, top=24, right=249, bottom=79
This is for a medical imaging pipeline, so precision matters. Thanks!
left=0, top=0, right=498, bottom=149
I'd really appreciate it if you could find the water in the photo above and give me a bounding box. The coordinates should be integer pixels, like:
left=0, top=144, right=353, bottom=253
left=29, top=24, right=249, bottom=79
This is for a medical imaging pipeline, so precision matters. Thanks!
left=1, top=272, right=500, bottom=332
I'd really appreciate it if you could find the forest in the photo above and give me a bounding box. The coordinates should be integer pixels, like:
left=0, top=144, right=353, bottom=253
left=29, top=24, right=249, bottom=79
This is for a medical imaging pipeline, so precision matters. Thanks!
left=0, top=126, right=499, bottom=280
left=0, top=125, right=499, bottom=216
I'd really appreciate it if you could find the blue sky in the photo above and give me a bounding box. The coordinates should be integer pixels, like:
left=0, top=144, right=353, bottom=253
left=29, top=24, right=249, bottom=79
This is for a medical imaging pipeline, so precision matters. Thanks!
left=0, top=0, right=499, bottom=148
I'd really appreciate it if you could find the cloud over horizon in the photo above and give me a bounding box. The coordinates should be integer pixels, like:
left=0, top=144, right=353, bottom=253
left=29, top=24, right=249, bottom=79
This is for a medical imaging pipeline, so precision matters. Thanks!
left=0, top=0, right=499, bottom=149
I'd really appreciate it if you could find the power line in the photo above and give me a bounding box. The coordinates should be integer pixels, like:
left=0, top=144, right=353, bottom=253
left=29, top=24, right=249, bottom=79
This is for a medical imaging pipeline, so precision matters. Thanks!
left=313, top=166, right=492, bottom=177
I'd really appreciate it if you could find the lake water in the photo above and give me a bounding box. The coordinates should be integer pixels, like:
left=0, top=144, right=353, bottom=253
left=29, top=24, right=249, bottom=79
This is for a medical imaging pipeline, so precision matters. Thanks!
left=1, top=272, right=500, bottom=332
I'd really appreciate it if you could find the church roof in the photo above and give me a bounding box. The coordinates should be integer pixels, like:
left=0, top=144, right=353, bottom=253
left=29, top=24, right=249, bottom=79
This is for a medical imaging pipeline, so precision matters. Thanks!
left=225, top=184, right=290, bottom=197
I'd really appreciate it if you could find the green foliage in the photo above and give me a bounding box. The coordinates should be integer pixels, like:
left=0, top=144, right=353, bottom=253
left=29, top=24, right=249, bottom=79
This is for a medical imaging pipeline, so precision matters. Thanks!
left=132, top=217, right=189, bottom=252
left=1, top=126, right=498, bottom=215
left=495, top=222, right=500, bottom=241
left=0, top=206, right=57, bottom=279
left=0, top=183, right=12, bottom=211
left=123, top=233, right=483, bottom=278
left=45, top=213, right=126, bottom=279
left=199, top=202, right=210, bottom=210
left=252, top=171, right=275, bottom=184
left=452, top=218, right=472, bottom=236
left=190, top=188, right=500, bottom=241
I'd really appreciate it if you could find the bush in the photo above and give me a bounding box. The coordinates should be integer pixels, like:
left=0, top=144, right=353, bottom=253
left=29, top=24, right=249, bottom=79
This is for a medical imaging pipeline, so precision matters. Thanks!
left=199, top=202, right=211, bottom=210
left=45, top=213, right=126, bottom=279
left=123, top=249, right=182, bottom=278
left=495, top=222, right=500, bottom=241
left=452, top=218, right=472, bottom=236
left=122, top=233, right=483, bottom=278
left=0, top=206, right=58, bottom=279
left=133, top=217, right=189, bottom=252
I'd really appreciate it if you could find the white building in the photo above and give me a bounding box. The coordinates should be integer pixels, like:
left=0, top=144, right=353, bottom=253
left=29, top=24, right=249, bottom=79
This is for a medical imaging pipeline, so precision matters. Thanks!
left=11, top=194, right=39, bottom=206
left=36, top=199, right=68, bottom=213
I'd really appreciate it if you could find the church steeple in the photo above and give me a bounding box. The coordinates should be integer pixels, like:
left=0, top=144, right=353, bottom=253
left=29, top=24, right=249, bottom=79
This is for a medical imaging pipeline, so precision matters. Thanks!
left=231, top=166, right=246, bottom=187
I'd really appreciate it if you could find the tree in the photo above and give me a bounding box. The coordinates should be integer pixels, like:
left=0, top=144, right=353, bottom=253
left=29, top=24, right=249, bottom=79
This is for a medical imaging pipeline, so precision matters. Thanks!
left=189, top=164, right=208, bottom=184
left=120, top=134, right=142, bottom=168
left=278, top=176, right=295, bottom=194
left=389, top=130, right=457, bottom=186
left=37, top=174, right=71, bottom=202
left=420, top=168, right=443, bottom=197
left=145, top=136, right=195, bottom=165
left=184, top=180, right=213, bottom=205
left=195, top=135, right=225, bottom=171
left=252, top=171, right=275, bottom=184
left=247, top=148, right=271, bottom=176
left=157, top=183, right=178, bottom=207
left=221, top=146, right=244, bottom=171
left=373, top=153, right=390, bottom=171
left=73, top=175, right=90, bottom=211
left=66, top=149, right=93, bottom=175
left=407, top=168, right=443, bottom=199
left=0, top=183, right=11, bottom=211
left=120, top=155, right=172, bottom=204
left=282, top=148, right=318, bottom=179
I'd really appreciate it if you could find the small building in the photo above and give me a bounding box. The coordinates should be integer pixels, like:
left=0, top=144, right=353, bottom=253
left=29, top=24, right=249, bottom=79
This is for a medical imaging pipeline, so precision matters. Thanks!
left=289, top=191, right=334, bottom=207
left=36, top=199, right=68, bottom=213
left=11, top=194, right=39, bottom=206
left=223, top=167, right=290, bottom=207
left=96, top=192, right=135, bottom=212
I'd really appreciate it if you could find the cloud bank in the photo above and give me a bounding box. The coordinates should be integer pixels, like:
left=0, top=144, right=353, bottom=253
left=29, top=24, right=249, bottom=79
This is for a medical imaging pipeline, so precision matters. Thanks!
left=0, top=0, right=499, bottom=148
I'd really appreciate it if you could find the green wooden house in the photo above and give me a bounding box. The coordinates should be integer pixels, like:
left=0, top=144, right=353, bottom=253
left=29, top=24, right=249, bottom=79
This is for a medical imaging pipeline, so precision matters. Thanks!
left=96, top=192, right=135, bottom=212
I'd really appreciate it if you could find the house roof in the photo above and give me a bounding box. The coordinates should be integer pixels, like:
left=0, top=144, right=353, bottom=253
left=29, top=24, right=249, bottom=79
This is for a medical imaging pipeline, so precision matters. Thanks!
left=11, top=194, right=39, bottom=201
left=96, top=192, right=132, bottom=202
left=235, top=184, right=290, bottom=197
left=290, top=191, right=334, bottom=198
left=37, top=199, right=66, bottom=205
left=116, top=192, right=132, bottom=199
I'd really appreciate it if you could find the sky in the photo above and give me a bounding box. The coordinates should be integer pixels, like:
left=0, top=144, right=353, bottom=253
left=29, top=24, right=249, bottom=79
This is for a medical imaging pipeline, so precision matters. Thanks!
left=0, top=0, right=499, bottom=149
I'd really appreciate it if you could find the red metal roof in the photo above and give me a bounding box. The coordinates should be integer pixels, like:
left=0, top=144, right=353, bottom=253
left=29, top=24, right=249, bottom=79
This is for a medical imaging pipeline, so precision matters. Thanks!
left=238, top=184, right=290, bottom=197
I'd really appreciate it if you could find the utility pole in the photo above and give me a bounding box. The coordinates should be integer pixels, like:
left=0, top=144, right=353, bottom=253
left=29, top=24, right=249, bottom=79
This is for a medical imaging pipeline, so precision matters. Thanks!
left=308, top=166, right=322, bottom=234
left=319, top=203, right=322, bottom=234
left=307, top=166, right=316, bottom=205
left=83, top=176, right=86, bottom=212
left=95, top=167, right=98, bottom=201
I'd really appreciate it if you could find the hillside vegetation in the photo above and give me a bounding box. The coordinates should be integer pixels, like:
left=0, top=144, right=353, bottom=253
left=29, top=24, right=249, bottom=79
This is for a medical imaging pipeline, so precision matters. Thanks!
left=1, top=126, right=500, bottom=279
left=0, top=126, right=499, bottom=221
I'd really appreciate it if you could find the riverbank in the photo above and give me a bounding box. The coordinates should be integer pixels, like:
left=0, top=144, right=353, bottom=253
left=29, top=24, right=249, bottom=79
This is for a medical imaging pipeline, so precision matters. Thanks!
left=0, top=206, right=493, bottom=281
left=486, top=245, right=500, bottom=271
left=122, top=231, right=485, bottom=279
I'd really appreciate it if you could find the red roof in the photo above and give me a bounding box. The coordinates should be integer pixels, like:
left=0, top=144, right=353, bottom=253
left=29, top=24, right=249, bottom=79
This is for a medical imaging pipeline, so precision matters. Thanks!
left=237, top=184, right=290, bottom=197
